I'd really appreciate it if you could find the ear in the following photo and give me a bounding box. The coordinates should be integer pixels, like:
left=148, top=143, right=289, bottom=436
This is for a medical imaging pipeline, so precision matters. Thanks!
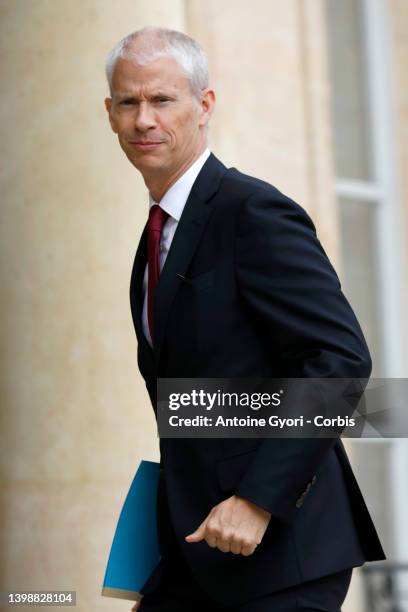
left=105, top=97, right=118, bottom=134
left=198, top=88, right=216, bottom=128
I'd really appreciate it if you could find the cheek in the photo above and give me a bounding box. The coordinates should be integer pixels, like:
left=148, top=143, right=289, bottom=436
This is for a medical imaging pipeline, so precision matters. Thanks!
left=113, top=112, right=131, bottom=132
left=110, top=110, right=123, bottom=130
left=170, top=114, right=197, bottom=143
left=117, top=131, right=132, bottom=154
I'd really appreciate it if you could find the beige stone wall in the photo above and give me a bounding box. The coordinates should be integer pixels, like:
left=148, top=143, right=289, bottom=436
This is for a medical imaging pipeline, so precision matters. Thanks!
left=1, top=0, right=406, bottom=610
left=0, top=1, right=185, bottom=610
left=389, top=0, right=408, bottom=362
left=187, top=0, right=340, bottom=263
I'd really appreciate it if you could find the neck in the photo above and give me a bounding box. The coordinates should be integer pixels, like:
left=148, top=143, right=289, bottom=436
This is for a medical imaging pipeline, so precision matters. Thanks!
left=145, top=143, right=207, bottom=202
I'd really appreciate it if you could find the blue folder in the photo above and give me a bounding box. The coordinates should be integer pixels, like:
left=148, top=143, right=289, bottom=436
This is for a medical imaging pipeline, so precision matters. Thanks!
left=101, top=460, right=161, bottom=602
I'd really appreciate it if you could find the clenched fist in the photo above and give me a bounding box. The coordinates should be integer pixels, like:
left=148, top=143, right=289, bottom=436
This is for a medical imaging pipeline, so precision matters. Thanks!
left=185, top=494, right=271, bottom=556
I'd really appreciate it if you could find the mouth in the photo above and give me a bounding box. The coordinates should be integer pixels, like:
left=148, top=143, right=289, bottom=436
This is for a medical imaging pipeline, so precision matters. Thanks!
left=129, top=141, right=164, bottom=151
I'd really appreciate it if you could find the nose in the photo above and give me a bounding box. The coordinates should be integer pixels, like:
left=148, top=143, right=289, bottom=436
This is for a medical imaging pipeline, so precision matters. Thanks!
left=134, top=101, right=157, bottom=132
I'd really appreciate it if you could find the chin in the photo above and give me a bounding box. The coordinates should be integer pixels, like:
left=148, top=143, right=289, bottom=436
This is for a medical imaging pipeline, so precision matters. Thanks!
left=126, top=152, right=158, bottom=169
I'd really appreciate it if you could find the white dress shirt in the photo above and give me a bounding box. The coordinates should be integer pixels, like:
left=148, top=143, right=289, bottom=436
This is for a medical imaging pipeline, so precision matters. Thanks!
left=142, top=147, right=211, bottom=347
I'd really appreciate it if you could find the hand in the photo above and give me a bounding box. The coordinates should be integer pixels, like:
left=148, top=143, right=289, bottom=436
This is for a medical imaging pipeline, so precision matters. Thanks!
left=131, top=601, right=140, bottom=611
left=185, top=494, right=271, bottom=556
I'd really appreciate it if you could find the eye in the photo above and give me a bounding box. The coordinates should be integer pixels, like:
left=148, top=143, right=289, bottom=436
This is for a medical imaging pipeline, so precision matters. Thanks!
left=121, top=99, right=135, bottom=105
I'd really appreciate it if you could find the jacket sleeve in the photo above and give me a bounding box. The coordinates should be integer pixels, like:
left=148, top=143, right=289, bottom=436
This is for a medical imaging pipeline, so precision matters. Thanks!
left=233, top=188, right=372, bottom=524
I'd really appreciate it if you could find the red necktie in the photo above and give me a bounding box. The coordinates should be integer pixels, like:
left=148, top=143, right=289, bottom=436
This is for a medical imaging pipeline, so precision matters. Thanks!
left=147, top=204, right=169, bottom=344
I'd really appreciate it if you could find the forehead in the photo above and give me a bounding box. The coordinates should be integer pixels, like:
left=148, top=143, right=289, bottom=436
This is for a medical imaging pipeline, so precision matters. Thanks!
left=111, top=56, right=191, bottom=96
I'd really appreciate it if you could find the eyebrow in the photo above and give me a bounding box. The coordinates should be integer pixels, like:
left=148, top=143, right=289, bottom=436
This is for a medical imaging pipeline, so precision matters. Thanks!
left=115, top=91, right=176, bottom=101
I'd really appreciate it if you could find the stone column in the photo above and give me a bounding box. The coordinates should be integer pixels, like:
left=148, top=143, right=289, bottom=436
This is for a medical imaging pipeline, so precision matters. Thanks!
left=0, top=1, right=185, bottom=609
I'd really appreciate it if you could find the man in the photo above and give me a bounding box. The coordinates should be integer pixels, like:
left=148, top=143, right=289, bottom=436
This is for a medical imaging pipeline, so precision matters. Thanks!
left=105, top=26, right=385, bottom=612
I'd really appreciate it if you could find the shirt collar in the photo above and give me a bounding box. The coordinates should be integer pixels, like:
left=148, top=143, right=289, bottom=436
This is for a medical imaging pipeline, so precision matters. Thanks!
left=148, top=148, right=211, bottom=221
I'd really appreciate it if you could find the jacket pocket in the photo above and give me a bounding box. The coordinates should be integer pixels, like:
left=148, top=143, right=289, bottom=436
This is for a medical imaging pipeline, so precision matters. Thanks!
left=216, top=448, right=259, bottom=492
left=179, top=268, right=215, bottom=291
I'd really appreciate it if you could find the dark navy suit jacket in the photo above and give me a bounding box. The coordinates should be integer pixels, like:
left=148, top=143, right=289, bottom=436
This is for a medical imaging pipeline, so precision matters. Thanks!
left=130, top=152, right=385, bottom=605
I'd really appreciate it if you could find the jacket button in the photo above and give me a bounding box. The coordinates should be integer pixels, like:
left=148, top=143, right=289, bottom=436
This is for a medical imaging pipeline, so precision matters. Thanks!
left=295, top=493, right=305, bottom=508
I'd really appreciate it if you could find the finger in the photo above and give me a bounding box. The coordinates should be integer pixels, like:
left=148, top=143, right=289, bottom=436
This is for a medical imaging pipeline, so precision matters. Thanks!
left=230, top=539, right=242, bottom=555
left=206, top=534, right=218, bottom=548
left=205, top=523, right=220, bottom=548
left=185, top=531, right=204, bottom=542
left=185, top=518, right=208, bottom=542
left=216, top=538, right=231, bottom=553
left=131, top=602, right=140, bottom=611
left=216, top=529, right=234, bottom=553
left=240, top=540, right=257, bottom=556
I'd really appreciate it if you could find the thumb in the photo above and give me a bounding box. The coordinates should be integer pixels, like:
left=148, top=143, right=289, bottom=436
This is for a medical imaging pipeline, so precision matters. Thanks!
left=185, top=518, right=208, bottom=542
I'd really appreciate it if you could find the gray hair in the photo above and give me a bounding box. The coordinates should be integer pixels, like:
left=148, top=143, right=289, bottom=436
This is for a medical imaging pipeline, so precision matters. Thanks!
left=105, top=26, right=209, bottom=100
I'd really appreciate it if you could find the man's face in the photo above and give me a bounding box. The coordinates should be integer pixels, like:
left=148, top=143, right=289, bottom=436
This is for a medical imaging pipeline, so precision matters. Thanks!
left=105, top=55, right=210, bottom=179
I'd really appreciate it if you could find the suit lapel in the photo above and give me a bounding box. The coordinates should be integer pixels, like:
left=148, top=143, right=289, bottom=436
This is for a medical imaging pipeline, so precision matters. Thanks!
left=129, top=223, right=155, bottom=371
left=130, top=153, right=228, bottom=374
left=154, top=153, right=228, bottom=367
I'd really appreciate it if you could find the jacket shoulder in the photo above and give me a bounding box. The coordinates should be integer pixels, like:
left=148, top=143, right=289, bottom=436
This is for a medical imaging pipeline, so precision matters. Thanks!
left=223, top=166, right=282, bottom=198
left=221, top=167, right=313, bottom=226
